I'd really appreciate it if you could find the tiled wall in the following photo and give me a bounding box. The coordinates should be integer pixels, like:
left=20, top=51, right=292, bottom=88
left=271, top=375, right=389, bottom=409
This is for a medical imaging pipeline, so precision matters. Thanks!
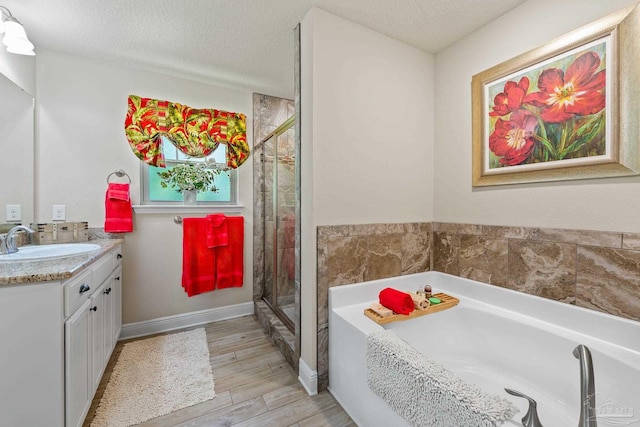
left=316, top=222, right=432, bottom=390
left=252, top=93, right=298, bottom=370
left=433, top=222, right=640, bottom=322
left=317, top=220, right=640, bottom=391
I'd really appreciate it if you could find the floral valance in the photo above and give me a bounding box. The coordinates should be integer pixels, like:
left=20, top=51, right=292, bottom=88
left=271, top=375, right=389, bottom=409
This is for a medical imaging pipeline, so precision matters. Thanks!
left=124, top=95, right=249, bottom=169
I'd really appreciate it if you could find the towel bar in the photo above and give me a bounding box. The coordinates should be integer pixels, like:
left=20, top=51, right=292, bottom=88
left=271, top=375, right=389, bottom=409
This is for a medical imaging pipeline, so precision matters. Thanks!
left=107, top=169, right=131, bottom=184
left=174, top=216, right=183, bottom=224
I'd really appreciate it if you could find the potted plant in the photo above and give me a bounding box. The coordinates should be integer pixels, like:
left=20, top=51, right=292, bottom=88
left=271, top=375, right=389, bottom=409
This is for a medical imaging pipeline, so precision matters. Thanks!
left=157, top=163, right=220, bottom=204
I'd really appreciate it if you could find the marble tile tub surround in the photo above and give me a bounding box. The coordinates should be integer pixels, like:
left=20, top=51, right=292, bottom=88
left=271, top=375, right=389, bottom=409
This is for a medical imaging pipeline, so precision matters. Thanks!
left=432, top=222, right=640, bottom=323
left=316, top=222, right=432, bottom=390
left=317, top=220, right=640, bottom=392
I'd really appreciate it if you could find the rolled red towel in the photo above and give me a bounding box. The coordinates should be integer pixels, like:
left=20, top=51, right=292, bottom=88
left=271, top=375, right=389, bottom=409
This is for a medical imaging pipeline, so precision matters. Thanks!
left=379, top=287, right=414, bottom=315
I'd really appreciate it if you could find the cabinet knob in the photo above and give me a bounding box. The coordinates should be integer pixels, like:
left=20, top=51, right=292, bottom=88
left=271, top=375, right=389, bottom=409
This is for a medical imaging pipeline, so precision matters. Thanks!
left=104, top=288, right=112, bottom=295
left=90, top=306, right=97, bottom=312
left=79, top=284, right=90, bottom=294
left=117, top=254, right=123, bottom=260
left=115, top=276, right=120, bottom=281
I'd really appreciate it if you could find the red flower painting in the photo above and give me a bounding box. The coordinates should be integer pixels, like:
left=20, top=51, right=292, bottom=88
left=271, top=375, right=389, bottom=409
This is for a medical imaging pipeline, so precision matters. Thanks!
left=487, top=46, right=607, bottom=168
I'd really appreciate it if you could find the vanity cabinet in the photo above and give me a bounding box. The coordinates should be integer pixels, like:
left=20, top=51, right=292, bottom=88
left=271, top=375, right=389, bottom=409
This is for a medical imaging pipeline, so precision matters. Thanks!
left=0, top=243, right=123, bottom=427
left=66, top=247, right=123, bottom=427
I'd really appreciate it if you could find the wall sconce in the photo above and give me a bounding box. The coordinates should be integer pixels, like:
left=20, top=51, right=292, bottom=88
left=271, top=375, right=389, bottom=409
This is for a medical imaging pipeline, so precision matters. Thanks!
left=0, top=6, right=34, bottom=56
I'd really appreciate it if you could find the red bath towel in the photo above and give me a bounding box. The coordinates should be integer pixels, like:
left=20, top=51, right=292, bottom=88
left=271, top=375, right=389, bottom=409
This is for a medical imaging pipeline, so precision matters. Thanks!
left=379, top=288, right=414, bottom=315
left=104, top=183, right=133, bottom=233
left=215, top=216, right=244, bottom=289
left=182, top=217, right=216, bottom=296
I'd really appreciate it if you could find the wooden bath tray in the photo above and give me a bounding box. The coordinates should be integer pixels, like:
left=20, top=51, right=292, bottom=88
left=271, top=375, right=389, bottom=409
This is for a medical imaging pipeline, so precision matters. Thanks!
left=364, top=293, right=459, bottom=324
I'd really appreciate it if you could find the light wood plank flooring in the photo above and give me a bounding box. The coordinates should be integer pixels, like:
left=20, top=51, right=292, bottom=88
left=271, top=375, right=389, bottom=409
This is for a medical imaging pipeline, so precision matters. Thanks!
left=83, top=315, right=354, bottom=427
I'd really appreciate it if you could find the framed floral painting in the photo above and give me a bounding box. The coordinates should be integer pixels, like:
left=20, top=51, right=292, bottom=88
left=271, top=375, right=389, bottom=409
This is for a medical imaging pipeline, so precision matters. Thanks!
left=472, top=4, right=640, bottom=186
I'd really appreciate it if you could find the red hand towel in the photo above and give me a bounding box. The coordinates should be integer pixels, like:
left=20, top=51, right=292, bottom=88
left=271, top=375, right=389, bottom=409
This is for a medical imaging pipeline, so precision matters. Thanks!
left=206, top=214, right=229, bottom=248
left=104, top=183, right=133, bottom=233
left=215, top=216, right=244, bottom=289
left=379, top=288, right=414, bottom=315
left=182, top=217, right=216, bottom=297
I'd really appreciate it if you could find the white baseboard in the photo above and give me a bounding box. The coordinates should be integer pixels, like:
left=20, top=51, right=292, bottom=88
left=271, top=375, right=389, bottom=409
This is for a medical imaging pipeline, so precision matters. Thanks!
left=298, top=357, right=318, bottom=396
left=119, top=302, right=254, bottom=340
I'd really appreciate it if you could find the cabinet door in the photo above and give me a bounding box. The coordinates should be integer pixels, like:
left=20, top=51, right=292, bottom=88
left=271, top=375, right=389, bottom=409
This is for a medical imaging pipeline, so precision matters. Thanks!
left=89, top=283, right=105, bottom=393
left=65, top=299, right=91, bottom=427
left=102, top=275, right=115, bottom=362
left=113, top=266, right=122, bottom=344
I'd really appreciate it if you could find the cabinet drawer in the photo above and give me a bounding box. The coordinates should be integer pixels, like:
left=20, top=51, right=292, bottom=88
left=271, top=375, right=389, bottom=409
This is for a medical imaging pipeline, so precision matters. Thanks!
left=65, top=269, right=93, bottom=318
left=92, top=251, right=113, bottom=287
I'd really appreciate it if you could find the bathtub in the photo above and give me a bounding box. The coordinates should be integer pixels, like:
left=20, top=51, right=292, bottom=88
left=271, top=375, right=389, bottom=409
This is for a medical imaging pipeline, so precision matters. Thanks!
left=328, top=271, right=640, bottom=427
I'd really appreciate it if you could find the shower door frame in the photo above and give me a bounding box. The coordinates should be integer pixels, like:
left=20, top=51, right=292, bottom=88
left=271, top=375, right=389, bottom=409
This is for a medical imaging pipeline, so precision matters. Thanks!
left=259, top=115, right=296, bottom=333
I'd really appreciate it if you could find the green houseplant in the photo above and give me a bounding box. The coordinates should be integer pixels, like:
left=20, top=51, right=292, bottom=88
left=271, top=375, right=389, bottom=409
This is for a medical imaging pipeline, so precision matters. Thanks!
left=158, top=163, right=220, bottom=203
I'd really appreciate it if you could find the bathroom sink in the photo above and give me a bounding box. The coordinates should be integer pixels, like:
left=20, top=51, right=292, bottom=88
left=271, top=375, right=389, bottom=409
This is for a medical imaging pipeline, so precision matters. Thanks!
left=0, top=243, right=102, bottom=261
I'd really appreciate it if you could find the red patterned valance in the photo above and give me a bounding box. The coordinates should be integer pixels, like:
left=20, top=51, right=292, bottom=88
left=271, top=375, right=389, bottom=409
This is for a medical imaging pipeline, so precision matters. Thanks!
left=124, top=95, right=249, bottom=169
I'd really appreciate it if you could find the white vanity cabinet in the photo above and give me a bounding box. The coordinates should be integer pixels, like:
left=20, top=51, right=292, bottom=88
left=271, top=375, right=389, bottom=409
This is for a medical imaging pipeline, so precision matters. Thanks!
left=65, top=246, right=123, bottom=427
left=0, top=243, right=123, bottom=427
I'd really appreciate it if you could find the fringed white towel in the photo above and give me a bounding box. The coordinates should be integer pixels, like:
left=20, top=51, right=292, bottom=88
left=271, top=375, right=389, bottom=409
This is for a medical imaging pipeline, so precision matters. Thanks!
left=367, top=330, right=518, bottom=427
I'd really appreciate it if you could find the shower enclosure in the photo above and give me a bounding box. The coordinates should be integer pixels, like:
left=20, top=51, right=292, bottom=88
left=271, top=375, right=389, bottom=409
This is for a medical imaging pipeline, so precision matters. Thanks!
left=252, top=26, right=301, bottom=371
left=259, top=115, right=297, bottom=332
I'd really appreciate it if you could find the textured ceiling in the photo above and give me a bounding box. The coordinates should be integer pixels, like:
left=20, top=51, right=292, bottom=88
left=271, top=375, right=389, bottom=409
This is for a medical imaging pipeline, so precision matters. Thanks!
left=2, top=0, right=524, bottom=98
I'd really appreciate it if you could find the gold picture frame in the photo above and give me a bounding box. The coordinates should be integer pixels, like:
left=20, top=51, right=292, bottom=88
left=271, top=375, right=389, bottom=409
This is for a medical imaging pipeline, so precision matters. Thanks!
left=472, top=4, right=640, bottom=187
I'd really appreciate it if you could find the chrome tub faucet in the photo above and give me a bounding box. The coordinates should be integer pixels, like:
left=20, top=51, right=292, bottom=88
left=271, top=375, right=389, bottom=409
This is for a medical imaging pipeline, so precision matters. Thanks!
left=574, top=344, right=597, bottom=427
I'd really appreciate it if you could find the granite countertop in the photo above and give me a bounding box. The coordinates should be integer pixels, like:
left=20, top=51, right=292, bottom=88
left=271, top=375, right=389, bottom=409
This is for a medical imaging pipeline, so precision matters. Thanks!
left=0, top=239, right=124, bottom=286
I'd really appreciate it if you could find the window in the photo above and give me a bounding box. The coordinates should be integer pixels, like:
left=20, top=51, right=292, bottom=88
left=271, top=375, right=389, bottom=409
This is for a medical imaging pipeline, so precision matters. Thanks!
left=141, top=136, right=237, bottom=204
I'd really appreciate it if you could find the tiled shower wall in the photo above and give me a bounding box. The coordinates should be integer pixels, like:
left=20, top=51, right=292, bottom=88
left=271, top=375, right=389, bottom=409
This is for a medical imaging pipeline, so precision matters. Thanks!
left=317, top=220, right=640, bottom=391
left=252, top=93, right=297, bottom=369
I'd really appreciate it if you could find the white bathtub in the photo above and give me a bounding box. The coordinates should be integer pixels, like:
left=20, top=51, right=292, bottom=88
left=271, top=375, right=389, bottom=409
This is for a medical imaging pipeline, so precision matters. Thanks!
left=328, top=271, right=640, bottom=427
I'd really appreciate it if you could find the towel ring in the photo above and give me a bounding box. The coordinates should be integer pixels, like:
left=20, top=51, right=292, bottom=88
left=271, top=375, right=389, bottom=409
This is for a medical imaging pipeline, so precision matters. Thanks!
left=107, top=169, right=131, bottom=184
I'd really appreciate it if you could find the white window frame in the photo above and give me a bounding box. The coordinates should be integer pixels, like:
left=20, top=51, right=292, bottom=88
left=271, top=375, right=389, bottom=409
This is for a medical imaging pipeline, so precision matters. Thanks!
left=140, top=138, right=238, bottom=206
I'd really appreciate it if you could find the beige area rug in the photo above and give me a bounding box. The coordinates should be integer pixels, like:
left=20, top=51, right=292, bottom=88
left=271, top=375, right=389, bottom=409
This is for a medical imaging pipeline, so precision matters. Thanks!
left=91, top=328, right=216, bottom=427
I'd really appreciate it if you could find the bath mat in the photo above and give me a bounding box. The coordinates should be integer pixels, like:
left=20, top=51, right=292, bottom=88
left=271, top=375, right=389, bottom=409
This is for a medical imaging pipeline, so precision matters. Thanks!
left=91, top=328, right=215, bottom=427
left=367, top=329, right=518, bottom=427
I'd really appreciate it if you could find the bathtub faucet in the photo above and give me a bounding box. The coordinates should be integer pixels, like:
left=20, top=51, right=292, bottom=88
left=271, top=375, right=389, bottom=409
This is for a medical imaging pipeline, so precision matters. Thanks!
left=504, top=388, right=543, bottom=427
left=573, top=344, right=597, bottom=427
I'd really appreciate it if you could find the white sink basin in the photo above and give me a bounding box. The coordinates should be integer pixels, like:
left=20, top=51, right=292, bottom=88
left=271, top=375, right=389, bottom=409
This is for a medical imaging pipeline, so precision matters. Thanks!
left=0, top=243, right=102, bottom=261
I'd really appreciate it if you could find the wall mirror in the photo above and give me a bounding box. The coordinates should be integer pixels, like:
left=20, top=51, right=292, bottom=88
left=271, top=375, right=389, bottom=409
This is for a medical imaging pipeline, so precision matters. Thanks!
left=0, top=71, right=34, bottom=232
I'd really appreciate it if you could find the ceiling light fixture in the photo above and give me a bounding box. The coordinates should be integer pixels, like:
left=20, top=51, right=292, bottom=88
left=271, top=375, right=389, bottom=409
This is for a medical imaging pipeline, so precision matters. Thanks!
left=0, top=6, right=34, bottom=56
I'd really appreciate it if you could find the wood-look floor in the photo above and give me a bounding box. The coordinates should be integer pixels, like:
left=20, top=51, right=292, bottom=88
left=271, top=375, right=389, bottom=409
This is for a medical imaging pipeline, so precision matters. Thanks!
left=83, top=315, right=355, bottom=427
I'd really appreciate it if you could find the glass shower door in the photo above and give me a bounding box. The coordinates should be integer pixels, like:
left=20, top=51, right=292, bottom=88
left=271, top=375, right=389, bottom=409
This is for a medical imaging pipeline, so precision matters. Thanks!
left=262, top=116, right=296, bottom=332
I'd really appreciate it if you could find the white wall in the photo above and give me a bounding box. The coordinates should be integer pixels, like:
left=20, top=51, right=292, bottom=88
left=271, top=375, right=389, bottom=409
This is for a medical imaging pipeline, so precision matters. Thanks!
left=35, top=49, right=254, bottom=323
left=301, top=7, right=435, bottom=370
left=0, top=48, right=35, bottom=96
left=434, top=0, right=640, bottom=232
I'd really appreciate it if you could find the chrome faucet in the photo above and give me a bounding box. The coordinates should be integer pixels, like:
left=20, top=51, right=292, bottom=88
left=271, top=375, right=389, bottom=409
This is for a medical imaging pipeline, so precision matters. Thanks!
left=574, top=344, right=597, bottom=427
left=0, top=225, right=35, bottom=255
left=505, top=388, right=544, bottom=427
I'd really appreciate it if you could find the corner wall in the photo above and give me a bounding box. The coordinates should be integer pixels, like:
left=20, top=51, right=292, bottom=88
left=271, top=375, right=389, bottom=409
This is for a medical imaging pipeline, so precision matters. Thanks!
left=434, top=0, right=640, bottom=232
left=301, top=7, right=436, bottom=389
